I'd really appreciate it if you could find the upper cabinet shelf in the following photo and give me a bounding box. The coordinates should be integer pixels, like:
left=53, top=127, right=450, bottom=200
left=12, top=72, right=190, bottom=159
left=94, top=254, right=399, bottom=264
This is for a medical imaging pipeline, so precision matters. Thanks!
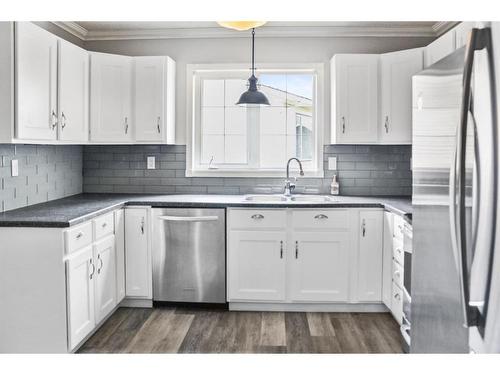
left=0, top=22, right=176, bottom=145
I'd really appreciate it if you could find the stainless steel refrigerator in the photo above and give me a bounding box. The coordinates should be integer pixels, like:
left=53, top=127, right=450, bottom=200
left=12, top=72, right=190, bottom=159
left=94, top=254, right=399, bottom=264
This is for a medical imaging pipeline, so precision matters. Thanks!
left=412, top=23, right=500, bottom=353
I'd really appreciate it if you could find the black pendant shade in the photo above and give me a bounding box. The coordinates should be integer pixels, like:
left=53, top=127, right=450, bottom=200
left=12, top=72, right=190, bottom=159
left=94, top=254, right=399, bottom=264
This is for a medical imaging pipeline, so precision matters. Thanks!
left=236, top=28, right=270, bottom=106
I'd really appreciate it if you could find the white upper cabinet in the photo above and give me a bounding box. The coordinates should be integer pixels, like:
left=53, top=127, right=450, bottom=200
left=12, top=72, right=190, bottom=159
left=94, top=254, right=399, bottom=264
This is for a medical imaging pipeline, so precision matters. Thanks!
left=90, top=52, right=133, bottom=143
left=424, top=30, right=455, bottom=67
left=134, top=56, right=175, bottom=143
left=331, top=54, right=379, bottom=144
left=58, top=39, right=89, bottom=142
left=15, top=22, right=58, bottom=141
left=454, top=22, right=475, bottom=49
left=380, top=48, right=423, bottom=144
left=357, top=210, right=383, bottom=302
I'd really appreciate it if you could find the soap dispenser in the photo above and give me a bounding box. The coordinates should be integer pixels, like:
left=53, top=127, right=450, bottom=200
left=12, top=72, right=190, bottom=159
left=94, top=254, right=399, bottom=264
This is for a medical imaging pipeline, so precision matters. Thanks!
left=330, top=174, right=339, bottom=195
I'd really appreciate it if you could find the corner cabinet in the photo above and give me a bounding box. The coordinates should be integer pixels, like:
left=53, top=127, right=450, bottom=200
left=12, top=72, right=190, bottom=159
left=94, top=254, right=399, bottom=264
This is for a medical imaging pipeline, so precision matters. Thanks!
left=331, top=54, right=379, bottom=144
left=379, top=48, right=423, bottom=144
left=134, top=56, right=176, bottom=143
left=90, top=52, right=133, bottom=143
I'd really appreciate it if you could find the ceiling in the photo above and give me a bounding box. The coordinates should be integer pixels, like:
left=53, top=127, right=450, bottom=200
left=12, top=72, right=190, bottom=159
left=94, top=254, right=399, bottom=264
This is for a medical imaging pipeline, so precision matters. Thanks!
left=53, top=21, right=456, bottom=41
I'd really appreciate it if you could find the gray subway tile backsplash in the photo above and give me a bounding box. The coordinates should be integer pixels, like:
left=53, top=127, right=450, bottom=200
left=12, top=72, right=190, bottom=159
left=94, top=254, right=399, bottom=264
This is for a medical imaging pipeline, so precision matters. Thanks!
left=82, top=144, right=412, bottom=196
left=0, top=144, right=83, bottom=213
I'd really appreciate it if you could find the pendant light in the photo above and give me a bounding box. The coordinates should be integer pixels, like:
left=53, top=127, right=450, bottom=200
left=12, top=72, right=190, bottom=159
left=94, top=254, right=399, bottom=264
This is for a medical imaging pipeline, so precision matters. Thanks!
left=236, top=28, right=270, bottom=106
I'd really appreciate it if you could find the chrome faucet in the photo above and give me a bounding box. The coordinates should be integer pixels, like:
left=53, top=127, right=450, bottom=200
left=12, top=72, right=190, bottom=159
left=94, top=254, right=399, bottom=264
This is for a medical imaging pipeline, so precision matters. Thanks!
left=284, top=157, right=304, bottom=197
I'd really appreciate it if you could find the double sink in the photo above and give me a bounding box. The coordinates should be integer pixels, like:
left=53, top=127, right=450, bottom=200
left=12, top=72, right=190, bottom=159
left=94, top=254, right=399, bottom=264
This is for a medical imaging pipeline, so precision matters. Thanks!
left=243, top=194, right=335, bottom=203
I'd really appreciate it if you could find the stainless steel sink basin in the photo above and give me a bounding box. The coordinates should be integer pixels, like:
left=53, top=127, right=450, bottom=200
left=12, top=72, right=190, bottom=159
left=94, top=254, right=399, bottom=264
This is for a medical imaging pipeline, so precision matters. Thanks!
left=290, top=195, right=334, bottom=202
left=244, top=195, right=288, bottom=202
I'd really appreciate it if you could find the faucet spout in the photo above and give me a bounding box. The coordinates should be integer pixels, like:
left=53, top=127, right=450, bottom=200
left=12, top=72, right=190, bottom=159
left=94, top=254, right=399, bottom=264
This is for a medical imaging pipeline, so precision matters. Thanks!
left=284, top=158, right=304, bottom=197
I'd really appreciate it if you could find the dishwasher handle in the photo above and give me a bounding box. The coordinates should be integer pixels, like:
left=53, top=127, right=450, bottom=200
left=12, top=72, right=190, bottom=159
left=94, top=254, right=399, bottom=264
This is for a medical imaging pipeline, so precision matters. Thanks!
left=157, top=215, right=219, bottom=222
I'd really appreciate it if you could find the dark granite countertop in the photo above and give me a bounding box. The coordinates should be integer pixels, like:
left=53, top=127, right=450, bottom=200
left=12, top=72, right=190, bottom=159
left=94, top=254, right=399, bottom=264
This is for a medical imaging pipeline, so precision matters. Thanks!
left=0, top=193, right=412, bottom=228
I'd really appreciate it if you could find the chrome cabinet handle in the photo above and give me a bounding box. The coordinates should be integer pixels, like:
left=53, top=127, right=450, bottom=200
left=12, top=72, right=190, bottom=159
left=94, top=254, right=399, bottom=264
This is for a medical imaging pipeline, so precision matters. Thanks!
left=314, top=214, right=328, bottom=220
left=102, top=222, right=107, bottom=228
left=89, top=259, right=95, bottom=280
left=97, top=254, right=103, bottom=274
left=76, top=232, right=83, bottom=239
left=51, top=110, right=58, bottom=130
left=384, top=115, right=389, bottom=133
left=295, top=241, right=299, bottom=259
left=61, top=112, right=67, bottom=129
left=157, top=116, right=161, bottom=133
left=394, top=293, right=401, bottom=301
left=140, top=217, right=145, bottom=234
left=251, top=214, right=264, bottom=220
left=280, top=240, right=283, bottom=259
left=362, top=219, right=366, bottom=237
left=125, top=117, right=129, bottom=134
left=341, top=116, right=346, bottom=133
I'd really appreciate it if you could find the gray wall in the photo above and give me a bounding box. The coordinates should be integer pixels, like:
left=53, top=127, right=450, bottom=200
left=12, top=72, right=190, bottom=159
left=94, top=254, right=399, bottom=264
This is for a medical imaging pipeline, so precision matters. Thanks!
left=0, top=145, right=83, bottom=212
left=85, top=36, right=433, bottom=144
left=83, top=145, right=411, bottom=196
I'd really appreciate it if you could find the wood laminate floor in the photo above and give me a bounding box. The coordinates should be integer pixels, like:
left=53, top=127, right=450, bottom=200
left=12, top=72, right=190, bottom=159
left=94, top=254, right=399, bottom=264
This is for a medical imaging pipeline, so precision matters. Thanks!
left=78, top=307, right=403, bottom=354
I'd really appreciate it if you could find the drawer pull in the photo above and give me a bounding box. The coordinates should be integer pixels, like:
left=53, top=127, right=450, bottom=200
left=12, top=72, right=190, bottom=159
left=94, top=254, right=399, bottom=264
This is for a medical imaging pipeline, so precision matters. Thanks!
left=251, top=214, right=264, bottom=220
left=280, top=240, right=284, bottom=259
left=362, top=219, right=366, bottom=237
left=89, top=259, right=95, bottom=280
left=314, top=214, right=328, bottom=220
left=295, top=241, right=299, bottom=259
left=97, top=254, right=103, bottom=274
left=76, top=232, right=84, bottom=239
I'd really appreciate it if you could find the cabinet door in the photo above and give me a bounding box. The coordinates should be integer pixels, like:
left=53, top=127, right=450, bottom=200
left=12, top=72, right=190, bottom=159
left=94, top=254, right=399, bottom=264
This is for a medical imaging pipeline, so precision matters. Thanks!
left=125, top=208, right=151, bottom=298
left=454, top=22, right=475, bottom=49
left=424, top=31, right=455, bottom=67
left=357, top=210, right=383, bottom=302
left=90, top=52, right=132, bottom=142
left=94, top=235, right=117, bottom=323
left=227, top=231, right=286, bottom=301
left=66, top=245, right=95, bottom=350
left=382, top=212, right=394, bottom=308
left=58, top=39, right=89, bottom=142
left=332, top=54, right=379, bottom=143
left=134, top=56, right=165, bottom=142
left=114, top=209, right=126, bottom=302
left=15, top=22, right=58, bottom=140
left=380, top=48, right=423, bottom=144
left=290, top=232, right=350, bottom=302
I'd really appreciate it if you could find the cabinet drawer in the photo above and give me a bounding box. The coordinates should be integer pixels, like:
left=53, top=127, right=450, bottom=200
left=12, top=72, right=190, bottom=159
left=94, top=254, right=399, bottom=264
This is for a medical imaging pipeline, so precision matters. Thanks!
left=393, top=215, right=405, bottom=240
left=393, top=237, right=404, bottom=265
left=291, top=209, right=349, bottom=230
left=392, top=259, right=404, bottom=289
left=391, top=282, right=403, bottom=324
left=65, top=222, right=93, bottom=254
left=229, top=209, right=286, bottom=230
left=93, top=212, right=115, bottom=240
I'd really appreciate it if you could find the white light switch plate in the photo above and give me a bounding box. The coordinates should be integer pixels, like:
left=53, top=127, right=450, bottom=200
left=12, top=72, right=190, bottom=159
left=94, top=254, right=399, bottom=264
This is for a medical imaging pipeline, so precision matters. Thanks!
left=328, top=156, right=337, bottom=170
left=11, top=159, right=19, bottom=176
left=147, top=156, right=156, bottom=170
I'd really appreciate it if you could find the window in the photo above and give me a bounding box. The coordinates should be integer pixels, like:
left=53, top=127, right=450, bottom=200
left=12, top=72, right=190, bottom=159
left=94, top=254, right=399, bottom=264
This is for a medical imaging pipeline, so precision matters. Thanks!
left=187, top=64, right=324, bottom=177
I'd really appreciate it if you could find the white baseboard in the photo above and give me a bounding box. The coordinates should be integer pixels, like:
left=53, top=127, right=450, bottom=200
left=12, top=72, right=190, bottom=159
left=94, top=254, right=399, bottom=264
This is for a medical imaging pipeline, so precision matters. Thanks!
left=120, top=298, right=153, bottom=308
left=229, top=302, right=389, bottom=312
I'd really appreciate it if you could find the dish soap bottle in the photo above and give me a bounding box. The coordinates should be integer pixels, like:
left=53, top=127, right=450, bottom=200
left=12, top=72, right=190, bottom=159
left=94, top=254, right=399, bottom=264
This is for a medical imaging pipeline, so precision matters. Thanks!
left=330, top=175, right=340, bottom=195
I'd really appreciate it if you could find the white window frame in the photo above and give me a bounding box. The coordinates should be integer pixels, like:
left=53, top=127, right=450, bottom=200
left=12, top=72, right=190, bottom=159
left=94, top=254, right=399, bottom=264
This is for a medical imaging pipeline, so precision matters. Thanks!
left=186, top=63, right=324, bottom=177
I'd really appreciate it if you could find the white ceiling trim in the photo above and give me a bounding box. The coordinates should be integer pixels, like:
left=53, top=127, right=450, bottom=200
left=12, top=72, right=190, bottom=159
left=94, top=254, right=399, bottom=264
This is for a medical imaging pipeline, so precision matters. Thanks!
left=52, top=21, right=457, bottom=41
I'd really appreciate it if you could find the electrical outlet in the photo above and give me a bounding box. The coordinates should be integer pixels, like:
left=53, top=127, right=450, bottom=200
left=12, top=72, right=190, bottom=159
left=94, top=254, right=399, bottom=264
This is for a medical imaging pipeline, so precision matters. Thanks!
left=328, top=156, right=337, bottom=170
left=147, top=156, right=156, bottom=170
left=11, top=159, right=19, bottom=176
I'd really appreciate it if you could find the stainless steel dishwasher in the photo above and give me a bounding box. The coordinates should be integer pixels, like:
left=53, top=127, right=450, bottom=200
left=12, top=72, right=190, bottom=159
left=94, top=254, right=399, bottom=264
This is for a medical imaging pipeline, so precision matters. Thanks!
left=152, top=208, right=226, bottom=304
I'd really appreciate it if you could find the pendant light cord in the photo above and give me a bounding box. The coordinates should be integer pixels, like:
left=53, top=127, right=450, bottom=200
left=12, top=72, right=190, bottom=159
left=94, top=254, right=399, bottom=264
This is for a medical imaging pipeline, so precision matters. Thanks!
left=251, top=28, right=255, bottom=75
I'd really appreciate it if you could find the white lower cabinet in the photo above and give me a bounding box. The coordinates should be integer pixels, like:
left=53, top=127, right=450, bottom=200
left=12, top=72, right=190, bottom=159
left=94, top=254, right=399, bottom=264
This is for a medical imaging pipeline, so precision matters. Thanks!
left=93, top=236, right=117, bottom=322
left=66, top=245, right=95, bottom=350
left=125, top=207, right=152, bottom=299
left=227, top=208, right=384, bottom=307
left=290, top=231, right=349, bottom=302
left=357, top=210, right=383, bottom=302
left=114, top=209, right=126, bottom=302
left=228, top=231, right=286, bottom=301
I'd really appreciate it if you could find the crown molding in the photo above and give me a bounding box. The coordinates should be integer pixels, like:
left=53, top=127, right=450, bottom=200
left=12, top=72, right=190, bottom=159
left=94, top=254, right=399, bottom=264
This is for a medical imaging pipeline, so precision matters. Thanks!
left=52, top=21, right=455, bottom=42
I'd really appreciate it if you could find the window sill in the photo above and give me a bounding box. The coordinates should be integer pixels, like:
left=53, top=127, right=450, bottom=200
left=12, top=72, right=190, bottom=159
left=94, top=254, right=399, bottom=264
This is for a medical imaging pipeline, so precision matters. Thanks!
left=185, top=169, right=325, bottom=178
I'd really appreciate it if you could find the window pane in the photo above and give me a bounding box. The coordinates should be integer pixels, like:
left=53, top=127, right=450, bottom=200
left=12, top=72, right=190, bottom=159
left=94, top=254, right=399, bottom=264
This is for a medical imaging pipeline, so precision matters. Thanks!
left=225, top=135, right=247, bottom=164
left=225, top=107, right=247, bottom=135
left=202, top=79, right=224, bottom=106
left=202, top=107, right=224, bottom=135
left=260, top=107, right=286, bottom=135
left=259, top=74, right=287, bottom=107
left=225, top=79, right=248, bottom=106
left=261, top=135, right=286, bottom=168
left=201, top=135, right=225, bottom=164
